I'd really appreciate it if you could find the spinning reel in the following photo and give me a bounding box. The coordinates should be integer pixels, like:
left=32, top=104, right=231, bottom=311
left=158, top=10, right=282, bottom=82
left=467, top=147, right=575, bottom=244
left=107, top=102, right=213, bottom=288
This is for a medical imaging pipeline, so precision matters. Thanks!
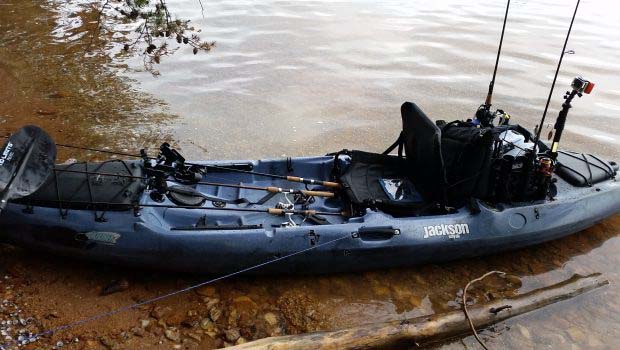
left=142, top=143, right=202, bottom=201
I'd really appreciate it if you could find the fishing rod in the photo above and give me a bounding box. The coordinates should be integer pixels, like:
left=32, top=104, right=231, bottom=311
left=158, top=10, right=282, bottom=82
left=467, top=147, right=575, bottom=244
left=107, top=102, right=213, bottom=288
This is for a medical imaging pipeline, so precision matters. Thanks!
left=154, top=143, right=342, bottom=189
left=532, top=0, right=581, bottom=154
left=194, top=164, right=343, bottom=189
left=0, top=135, right=343, bottom=190
left=528, top=0, right=593, bottom=200
left=475, top=0, right=511, bottom=127
left=51, top=168, right=336, bottom=198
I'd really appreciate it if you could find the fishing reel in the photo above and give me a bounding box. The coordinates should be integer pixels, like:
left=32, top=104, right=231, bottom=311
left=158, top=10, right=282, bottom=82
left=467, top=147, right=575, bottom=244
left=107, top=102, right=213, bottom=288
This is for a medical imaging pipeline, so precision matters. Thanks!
left=142, top=143, right=202, bottom=185
left=142, top=143, right=204, bottom=202
left=475, top=106, right=511, bottom=127
left=474, top=105, right=495, bottom=127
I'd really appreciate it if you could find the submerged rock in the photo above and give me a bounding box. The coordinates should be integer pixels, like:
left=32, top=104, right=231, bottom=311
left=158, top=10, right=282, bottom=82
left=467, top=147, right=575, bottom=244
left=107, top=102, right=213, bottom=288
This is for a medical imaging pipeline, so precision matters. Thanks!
left=516, top=324, right=531, bottom=340
left=566, top=326, right=586, bottom=343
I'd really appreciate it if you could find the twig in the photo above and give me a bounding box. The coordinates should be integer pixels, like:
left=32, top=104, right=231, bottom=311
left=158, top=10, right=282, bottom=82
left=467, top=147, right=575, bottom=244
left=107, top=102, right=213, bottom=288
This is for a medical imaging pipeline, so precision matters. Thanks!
left=85, top=0, right=111, bottom=54
left=462, top=270, right=507, bottom=350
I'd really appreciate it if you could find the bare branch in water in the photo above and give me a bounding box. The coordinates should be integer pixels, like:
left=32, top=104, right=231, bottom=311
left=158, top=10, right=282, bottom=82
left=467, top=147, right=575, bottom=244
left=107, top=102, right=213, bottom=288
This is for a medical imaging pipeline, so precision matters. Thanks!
left=88, top=0, right=215, bottom=75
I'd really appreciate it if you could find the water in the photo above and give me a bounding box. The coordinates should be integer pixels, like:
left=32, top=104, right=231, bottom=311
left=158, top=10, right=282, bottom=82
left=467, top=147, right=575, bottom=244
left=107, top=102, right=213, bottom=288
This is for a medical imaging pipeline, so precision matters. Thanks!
left=0, top=0, right=619, bottom=349
left=125, top=0, right=620, bottom=160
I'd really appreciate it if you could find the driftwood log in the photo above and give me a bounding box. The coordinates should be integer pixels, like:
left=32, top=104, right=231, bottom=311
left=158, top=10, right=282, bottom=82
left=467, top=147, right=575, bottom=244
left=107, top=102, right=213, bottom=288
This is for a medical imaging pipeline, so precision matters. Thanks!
left=227, top=274, right=608, bottom=350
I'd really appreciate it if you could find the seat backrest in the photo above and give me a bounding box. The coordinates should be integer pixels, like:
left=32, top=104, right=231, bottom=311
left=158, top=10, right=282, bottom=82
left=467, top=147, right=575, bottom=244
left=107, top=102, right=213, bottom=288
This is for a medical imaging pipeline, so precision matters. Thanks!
left=400, top=102, right=447, bottom=204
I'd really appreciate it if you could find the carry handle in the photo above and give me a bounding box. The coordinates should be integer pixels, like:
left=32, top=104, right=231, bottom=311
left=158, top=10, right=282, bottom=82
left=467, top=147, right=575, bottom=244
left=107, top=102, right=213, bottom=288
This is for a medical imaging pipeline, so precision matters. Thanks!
left=354, top=226, right=400, bottom=241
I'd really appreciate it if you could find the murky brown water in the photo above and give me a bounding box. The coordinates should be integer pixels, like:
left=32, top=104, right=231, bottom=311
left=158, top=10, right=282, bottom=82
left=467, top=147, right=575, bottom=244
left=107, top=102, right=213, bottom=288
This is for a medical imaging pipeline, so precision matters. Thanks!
left=1, top=0, right=619, bottom=349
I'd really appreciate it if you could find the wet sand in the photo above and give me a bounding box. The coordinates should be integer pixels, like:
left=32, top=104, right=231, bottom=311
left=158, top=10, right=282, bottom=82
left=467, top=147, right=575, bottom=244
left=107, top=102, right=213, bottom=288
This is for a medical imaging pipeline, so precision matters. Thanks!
left=1, top=0, right=619, bottom=349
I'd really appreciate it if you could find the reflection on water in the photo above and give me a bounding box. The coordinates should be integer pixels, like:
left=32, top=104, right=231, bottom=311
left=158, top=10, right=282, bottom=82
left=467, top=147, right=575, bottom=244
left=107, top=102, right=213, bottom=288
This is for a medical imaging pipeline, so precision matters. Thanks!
left=0, top=0, right=619, bottom=349
left=0, top=0, right=174, bottom=161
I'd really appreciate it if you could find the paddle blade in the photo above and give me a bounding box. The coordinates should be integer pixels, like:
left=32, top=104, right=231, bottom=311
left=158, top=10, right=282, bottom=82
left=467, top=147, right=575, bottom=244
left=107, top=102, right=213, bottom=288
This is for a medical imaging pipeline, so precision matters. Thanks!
left=0, top=125, right=56, bottom=207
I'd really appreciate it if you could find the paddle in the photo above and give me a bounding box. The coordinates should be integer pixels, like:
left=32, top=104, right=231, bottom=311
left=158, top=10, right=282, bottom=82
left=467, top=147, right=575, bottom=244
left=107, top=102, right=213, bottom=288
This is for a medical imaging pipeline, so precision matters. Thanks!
left=0, top=125, right=56, bottom=212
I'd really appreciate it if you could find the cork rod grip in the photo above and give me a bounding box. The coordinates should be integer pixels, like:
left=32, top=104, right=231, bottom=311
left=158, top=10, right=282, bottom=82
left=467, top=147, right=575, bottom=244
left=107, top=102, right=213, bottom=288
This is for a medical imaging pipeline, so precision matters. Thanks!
left=301, top=190, right=334, bottom=198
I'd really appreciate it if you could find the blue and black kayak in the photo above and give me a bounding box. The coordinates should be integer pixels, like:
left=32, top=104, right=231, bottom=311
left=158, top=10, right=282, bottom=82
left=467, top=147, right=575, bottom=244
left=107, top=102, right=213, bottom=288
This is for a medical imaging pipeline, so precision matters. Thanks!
left=0, top=102, right=618, bottom=274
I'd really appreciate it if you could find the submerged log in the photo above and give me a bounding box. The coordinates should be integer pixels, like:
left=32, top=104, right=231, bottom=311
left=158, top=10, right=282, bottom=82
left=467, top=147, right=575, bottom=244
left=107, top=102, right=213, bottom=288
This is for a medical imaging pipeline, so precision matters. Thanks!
left=227, top=274, right=607, bottom=350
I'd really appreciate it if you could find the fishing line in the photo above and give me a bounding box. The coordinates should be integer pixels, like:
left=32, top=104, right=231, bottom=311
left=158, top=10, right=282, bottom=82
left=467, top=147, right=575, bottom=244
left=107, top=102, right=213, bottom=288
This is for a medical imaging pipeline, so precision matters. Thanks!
left=2, top=135, right=339, bottom=187
left=0, top=234, right=350, bottom=349
left=485, top=0, right=511, bottom=107
left=533, top=0, right=581, bottom=151
left=0, top=135, right=143, bottom=158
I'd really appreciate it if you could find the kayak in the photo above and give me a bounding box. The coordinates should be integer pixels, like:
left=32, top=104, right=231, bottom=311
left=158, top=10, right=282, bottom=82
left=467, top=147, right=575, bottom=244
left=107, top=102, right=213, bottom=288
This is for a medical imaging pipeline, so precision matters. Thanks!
left=0, top=102, right=618, bottom=274
left=0, top=154, right=617, bottom=274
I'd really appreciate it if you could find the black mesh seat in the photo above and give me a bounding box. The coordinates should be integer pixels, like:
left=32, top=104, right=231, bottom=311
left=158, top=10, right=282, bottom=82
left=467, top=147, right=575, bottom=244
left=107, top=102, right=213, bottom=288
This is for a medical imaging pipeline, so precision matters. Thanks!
left=337, top=102, right=447, bottom=215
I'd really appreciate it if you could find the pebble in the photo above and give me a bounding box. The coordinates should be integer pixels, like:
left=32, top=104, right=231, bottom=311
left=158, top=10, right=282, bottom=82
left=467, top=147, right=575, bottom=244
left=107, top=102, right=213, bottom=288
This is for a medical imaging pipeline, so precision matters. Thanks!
left=263, top=312, right=279, bottom=327
left=224, top=328, right=240, bottom=343
left=131, top=326, right=145, bottom=337
left=151, top=306, right=172, bottom=320
left=200, top=318, right=215, bottom=331
left=204, top=297, right=220, bottom=310
left=186, top=332, right=202, bottom=342
left=210, top=306, right=223, bottom=322
left=99, top=336, right=117, bottom=350
left=140, top=319, right=151, bottom=329
left=165, top=328, right=181, bottom=342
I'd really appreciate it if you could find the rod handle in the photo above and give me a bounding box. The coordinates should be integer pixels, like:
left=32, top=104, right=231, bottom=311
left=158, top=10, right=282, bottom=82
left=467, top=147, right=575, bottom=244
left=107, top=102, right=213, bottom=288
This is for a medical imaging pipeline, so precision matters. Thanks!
left=320, top=181, right=343, bottom=189
left=266, top=186, right=281, bottom=193
left=286, top=176, right=343, bottom=189
left=301, top=190, right=334, bottom=198
left=268, top=208, right=284, bottom=215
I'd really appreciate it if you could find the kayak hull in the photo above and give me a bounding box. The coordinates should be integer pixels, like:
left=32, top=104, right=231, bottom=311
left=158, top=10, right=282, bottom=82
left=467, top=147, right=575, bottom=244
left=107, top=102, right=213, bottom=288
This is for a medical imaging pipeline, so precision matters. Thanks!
left=0, top=156, right=618, bottom=274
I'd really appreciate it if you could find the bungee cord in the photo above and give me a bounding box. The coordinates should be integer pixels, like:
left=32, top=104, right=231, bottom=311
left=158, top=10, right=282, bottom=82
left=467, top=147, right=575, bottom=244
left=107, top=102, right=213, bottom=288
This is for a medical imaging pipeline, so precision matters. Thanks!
left=1, top=135, right=343, bottom=189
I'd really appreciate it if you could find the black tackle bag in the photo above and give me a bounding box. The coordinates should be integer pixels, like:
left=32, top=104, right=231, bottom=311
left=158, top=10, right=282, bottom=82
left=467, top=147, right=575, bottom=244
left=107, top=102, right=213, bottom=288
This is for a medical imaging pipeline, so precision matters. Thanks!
left=437, top=120, right=494, bottom=203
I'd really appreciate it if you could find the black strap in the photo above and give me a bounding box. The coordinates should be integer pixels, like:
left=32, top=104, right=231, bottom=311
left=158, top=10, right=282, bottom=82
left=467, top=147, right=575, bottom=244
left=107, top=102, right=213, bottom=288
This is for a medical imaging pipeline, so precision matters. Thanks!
left=330, top=149, right=353, bottom=179
left=382, top=132, right=404, bottom=157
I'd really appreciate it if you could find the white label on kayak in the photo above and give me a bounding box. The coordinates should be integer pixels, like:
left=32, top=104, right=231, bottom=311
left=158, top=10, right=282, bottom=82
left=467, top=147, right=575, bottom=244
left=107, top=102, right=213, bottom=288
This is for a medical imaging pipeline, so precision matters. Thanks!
left=0, top=141, right=14, bottom=166
left=82, top=231, right=121, bottom=245
left=423, top=224, right=469, bottom=239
